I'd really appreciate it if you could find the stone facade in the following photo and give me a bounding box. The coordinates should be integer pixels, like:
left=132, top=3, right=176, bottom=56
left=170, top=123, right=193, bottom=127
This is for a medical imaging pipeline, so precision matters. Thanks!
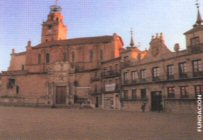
left=0, top=4, right=202, bottom=113
left=0, top=4, right=124, bottom=108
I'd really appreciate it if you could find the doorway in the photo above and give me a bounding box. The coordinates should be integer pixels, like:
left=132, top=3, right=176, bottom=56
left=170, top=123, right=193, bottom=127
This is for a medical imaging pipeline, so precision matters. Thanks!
left=151, top=91, right=162, bottom=111
left=95, top=96, right=99, bottom=108
left=56, top=86, right=66, bottom=104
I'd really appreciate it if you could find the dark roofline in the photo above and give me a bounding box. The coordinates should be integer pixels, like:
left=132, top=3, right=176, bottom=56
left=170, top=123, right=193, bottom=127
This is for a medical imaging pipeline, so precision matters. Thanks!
left=33, top=35, right=116, bottom=49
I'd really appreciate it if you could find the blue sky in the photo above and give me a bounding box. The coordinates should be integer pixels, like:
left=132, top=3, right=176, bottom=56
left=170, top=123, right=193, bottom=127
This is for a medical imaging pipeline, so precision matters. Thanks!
left=0, top=0, right=200, bottom=71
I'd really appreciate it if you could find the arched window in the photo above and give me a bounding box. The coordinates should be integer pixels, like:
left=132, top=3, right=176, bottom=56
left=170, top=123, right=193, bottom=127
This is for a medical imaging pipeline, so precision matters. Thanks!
left=38, top=54, right=41, bottom=64
left=46, top=53, right=50, bottom=64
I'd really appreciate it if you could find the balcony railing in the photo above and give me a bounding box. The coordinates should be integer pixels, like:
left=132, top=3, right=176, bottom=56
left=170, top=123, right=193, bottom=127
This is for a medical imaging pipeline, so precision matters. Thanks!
left=91, top=77, right=100, bottom=82
left=122, top=72, right=203, bottom=85
left=101, top=71, right=120, bottom=78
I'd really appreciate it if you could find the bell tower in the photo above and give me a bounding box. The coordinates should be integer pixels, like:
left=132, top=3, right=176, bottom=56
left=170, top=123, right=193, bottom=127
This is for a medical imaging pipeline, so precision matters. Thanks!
left=41, top=3, right=67, bottom=43
left=184, top=0, right=203, bottom=53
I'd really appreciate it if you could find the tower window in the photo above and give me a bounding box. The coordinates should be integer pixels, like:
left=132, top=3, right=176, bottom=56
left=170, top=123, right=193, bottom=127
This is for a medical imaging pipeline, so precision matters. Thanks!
left=48, top=25, right=52, bottom=30
left=46, top=53, right=50, bottom=64
left=190, top=37, right=200, bottom=46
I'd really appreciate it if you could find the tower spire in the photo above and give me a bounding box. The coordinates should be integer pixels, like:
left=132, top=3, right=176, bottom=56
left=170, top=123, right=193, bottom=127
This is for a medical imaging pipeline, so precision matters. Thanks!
left=130, top=28, right=135, bottom=47
left=194, top=0, right=203, bottom=26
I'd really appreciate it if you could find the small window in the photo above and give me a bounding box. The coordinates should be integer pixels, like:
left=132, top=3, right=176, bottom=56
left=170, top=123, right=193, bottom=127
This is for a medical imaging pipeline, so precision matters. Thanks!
left=46, top=53, right=50, bottom=64
left=193, top=60, right=202, bottom=73
left=100, top=50, right=103, bottom=60
left=123, top=90, right=128, bottom=99
left=152, top=67, right=160, bottom=78
left=63, top=52, right=67, bottom=62
left=141, top=89, right=147, bottom=99
left=140, top=69, right=146, bottom=80
left=190, top=37, right=200, bottom=46
left=16, top=86, right=20, bottom=94
left=71, top=52, right=75, bottom=62
left=38, top=54, right=41, bottom=64
left=195, top=85, right=203, bottom=97
left=132, top=89, right=137, bottom=99
left=90, top=50, right=93, bottom=62
left=167, top=87, right=175, bottom=98
left=21, top=65, right=24, bottom=71
left=131, top=71, right=138, bottom=81
left=180, top=86, right=188, bottom=98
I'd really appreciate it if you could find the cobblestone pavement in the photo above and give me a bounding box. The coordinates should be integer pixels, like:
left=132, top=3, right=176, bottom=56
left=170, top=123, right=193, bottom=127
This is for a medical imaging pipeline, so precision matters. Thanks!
left=0, top=106, right=202, bottom=140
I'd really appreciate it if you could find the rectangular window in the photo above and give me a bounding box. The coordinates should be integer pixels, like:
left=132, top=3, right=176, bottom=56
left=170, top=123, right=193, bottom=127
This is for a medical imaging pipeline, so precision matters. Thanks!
left=100, top=50, right=103, bottom=60
left=38, top=54, right=41, bottom=64
left=16, top=86, right=20, bottom=94
left=140, top=69, right=146, bottom=80
left=71, top=52, right=75, bottom=62
left=167, top=65, right=174, bottom=80
left=167, top=87, right=175, bottom=98
left=141, top=89, right=147, bottom=99
left=63, top=52, right=67, bottom=62
left=131, top=71, right=138, bottom=81
left=152, top=67, right=160, bottom=79
left=179, top=62, right=187, bottom=78
left=90, top=50, right=93, bottom=62
left=7, top=78, right=15, bottom=89
left=123, top=72, right=128, bottom=81
left=180, top=86, right=188, bottom=98
left=191, top=37, right=200, bottom=46
left=195, top=85, right=203, bottom=97
left=193, top=60, right=202, bottom=77
left=124, top=56, right=129, bottom=61
left=115, top=64, right=118, bottom=72
left=46, top=53, right=50, bottom=64
left=132, top=89, right=137, bottom=99
left=123, top=90, right=128, bottom=99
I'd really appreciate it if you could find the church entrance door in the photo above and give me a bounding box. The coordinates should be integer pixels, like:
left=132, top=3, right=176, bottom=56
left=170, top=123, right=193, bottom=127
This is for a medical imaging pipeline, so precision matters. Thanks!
left=56, top=86, right=66, bottom=104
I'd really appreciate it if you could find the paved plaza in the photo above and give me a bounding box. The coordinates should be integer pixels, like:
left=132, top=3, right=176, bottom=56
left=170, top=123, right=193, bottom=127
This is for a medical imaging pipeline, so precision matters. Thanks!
left=0, top=106, right=202, bottom=140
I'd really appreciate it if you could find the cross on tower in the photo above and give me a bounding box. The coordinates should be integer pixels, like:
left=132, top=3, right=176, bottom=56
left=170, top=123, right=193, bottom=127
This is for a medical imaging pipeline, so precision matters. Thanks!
left=55, top=0, right=59, bottom=6
left=196, top=0, right=200, bottom=9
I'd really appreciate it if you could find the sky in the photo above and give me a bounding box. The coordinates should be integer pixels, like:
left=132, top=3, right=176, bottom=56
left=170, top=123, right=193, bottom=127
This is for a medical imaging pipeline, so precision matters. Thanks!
left=0, top=0, right=201, bottom=71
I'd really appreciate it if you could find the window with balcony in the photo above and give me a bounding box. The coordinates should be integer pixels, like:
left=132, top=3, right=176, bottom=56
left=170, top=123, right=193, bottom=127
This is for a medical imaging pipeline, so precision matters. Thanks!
left=152, top=67, right=160, bottom=81
left=123, top=90, right=128, bottom=99
left=179, top=62, right=187, bottom=78
left=115, top=64, right=118, bottom=72
left=193, top=60, right=203, bottom=77
left=141, top=89, right=147, bottom=99
left=167, top=87, right=175, bottom=98
left=123, top=72, right=129, bottom=84
left=132, top=89, right=137, bottom=99
left=195, top=85, right=203, bottom=97
left=131, top=71, right=138, bottom=83
left=180, top=86, right=188, bottom=98
left=140, top=69, right=146, bottom=81
left=167, top=65, right=174, bottom=80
